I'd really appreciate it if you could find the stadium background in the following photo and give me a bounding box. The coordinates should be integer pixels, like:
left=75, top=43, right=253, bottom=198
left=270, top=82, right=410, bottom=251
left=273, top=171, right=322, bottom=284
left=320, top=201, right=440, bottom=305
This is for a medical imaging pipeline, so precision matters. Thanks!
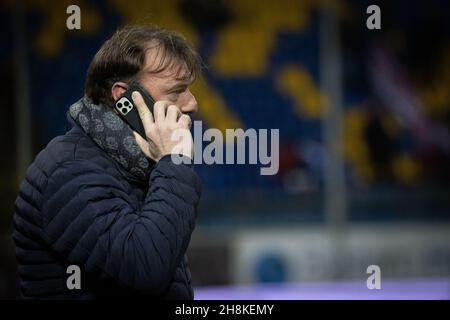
left=1, top=0, right=449, bottom=299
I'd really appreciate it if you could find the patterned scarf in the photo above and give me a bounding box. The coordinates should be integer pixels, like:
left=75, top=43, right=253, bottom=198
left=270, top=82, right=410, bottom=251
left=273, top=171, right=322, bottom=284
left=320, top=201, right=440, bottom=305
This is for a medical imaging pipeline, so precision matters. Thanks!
left=69, top=96, right=152, bottom=182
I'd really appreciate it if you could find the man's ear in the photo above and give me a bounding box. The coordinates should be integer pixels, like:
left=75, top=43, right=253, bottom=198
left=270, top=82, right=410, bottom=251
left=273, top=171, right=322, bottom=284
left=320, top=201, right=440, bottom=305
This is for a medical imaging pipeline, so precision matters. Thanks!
left=111, top=82, right=128, bottom=102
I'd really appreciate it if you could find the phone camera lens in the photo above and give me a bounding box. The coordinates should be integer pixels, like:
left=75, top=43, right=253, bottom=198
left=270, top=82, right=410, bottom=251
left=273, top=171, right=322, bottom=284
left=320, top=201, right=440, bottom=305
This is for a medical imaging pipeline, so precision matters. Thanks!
left=117, top=102, right=122, bottom=108
left=124, top=100, right=130, bottom=106
left=121, top=107, right=127, bottom=114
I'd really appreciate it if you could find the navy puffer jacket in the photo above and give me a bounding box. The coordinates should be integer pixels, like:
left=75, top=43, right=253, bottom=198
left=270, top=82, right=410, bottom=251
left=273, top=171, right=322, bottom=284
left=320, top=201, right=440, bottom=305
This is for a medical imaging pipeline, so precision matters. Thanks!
left=13, top=107, right=202, bottom=299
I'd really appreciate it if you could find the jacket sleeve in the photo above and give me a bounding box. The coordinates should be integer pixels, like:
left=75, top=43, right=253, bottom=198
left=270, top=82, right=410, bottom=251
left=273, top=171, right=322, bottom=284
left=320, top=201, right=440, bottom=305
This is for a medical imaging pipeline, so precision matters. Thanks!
left=41, top=154, right=201, bottom=294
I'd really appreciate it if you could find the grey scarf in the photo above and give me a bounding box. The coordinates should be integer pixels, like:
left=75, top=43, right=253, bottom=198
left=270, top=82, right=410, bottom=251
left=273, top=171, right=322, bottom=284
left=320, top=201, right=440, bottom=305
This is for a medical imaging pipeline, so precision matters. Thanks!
left=69, top=96, right=152, bottom=182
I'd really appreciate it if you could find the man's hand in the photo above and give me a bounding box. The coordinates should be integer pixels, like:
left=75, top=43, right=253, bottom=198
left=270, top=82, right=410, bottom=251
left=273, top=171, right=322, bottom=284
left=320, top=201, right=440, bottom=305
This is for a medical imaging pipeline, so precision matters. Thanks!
left=132, top=91, right=193, bottom=162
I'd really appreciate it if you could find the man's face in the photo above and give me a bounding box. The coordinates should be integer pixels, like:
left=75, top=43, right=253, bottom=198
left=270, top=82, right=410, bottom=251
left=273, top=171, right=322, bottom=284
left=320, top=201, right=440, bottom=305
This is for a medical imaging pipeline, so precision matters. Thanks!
left=136, top=48, right=198, bottom=115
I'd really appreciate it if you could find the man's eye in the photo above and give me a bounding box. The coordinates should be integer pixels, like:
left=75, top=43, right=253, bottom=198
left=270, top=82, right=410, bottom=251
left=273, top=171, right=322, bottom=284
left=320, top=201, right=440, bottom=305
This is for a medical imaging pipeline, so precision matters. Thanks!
left=171, top=87, right=188, bottom=95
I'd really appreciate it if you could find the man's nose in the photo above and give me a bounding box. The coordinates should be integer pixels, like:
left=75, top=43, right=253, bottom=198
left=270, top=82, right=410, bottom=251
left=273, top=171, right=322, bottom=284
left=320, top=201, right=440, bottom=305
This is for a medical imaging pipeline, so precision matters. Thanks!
left=180, top=90, right=198, bottom=114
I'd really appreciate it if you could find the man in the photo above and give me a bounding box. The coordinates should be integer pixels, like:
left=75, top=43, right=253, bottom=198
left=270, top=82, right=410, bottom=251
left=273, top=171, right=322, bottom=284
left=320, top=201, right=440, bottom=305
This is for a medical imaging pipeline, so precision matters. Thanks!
left=12, top=25, right=202, bottom=299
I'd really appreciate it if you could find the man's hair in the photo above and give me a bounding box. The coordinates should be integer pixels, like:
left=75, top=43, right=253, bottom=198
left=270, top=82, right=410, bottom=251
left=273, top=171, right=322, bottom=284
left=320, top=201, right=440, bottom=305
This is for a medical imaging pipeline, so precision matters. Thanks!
left=85, top=25, right=202, bottom=106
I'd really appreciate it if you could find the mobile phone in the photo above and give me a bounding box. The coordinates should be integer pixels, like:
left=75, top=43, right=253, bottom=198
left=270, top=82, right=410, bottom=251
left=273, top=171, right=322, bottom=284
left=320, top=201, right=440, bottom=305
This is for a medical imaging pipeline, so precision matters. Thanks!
left=114, top=82, right=155, bottom=138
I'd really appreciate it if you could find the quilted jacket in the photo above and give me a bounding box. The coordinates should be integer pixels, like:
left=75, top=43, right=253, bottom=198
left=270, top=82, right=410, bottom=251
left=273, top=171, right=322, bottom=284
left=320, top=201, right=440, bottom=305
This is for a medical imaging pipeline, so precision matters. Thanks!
left=12, top=111, right=202, bottom=299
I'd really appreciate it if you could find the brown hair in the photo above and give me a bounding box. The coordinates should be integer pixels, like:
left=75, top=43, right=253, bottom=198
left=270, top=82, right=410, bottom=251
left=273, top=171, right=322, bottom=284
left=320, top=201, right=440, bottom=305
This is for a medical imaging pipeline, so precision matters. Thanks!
left=85, top=25, right=202, bottom=106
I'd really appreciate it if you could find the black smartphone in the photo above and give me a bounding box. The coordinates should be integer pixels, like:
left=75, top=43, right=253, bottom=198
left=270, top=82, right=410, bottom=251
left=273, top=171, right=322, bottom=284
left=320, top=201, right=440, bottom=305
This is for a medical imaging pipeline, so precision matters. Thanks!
left=114, top=82, right=155, bottom=138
